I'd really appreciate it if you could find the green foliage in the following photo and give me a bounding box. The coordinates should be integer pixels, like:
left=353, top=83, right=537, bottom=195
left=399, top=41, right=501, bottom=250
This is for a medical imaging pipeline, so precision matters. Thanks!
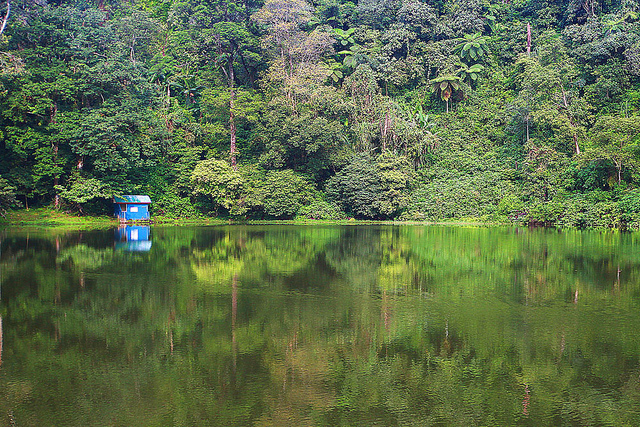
left=523, top=143, right=571, bottom=204
left=190, top=159, right=245, bottom=215
left=333, top=28, right=356, bottom=46
left=402, top=170, right=514, bottom=221
left=454, top=32, right=489, bottom=63
left=296, top=200, right=347, bottom=220
left=586, top=115, right=640, bottom=184
left=456, top=62, right=484, bottom=83
left=554, top=192, right=619, bottom=228
left=255, top=101, right=347, bottom=178
left=327, top=153, right=413, bottom=219
left=2, top=0, right=640, bottom=227
left=618, top=188, right=640, bottom=229
left=496, top=193, right=525, bottom=220
left=257, top=169, right=316, bottom=219
left=429, top=74, right=461, bottom=103
left=154, top=190, right=202, bottom=219
left=0, top=175, right=21, bottom=216
left=56, top=177, right=112, bottom=213
left=527, top=200, right=565, bottom=226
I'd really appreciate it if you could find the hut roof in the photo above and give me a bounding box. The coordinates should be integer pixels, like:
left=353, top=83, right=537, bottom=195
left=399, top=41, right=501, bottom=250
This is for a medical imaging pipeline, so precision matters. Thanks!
left=114, top=195, right=152, bottom=204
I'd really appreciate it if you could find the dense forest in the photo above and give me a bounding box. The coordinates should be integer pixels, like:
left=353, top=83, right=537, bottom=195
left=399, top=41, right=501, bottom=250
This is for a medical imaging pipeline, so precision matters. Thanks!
left=1, top=0, right=640, bottom=226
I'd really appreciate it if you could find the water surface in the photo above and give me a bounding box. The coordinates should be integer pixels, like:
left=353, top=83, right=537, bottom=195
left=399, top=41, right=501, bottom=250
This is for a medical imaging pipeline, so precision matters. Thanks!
left=1, top=225, right=639, bottom=426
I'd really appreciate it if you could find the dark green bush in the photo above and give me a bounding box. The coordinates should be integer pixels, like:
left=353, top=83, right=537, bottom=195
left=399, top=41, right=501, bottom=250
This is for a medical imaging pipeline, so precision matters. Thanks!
left=618, top=189, right=640, bottom=229
left=527, top=201, right=565, bottom=226
left=296, top=200, right=347, bottom=220
left=258, top=170, right=316, bottom=219
left=327, top=153, right=413, bottom=219
left=554, top=195, right=618, bottom=229
left=154, top=192, right=202, bottom=219
left=402, top=171, right=514, bottom=221
left=0, top=175, right=22, bottom=217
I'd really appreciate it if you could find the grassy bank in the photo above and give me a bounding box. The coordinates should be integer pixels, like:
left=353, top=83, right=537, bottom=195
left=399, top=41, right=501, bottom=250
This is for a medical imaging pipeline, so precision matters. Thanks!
left=1, top=208, right=502, bottom=229
left=0, top=209, right=234, bottom=229
left=0, top=208, right=117, bottom=229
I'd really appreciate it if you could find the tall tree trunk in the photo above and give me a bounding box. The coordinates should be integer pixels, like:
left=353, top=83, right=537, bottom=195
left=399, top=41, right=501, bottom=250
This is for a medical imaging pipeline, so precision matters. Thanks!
left=526, top=23, right=531, bottom=56
left=560, top=87, right=580, bottom=155
left=54, top=177, right=60, bottom=209
left=238, top=52, right=255, bottom=89
left=381, top=111, right=391, bottom=151
left=0, top=0, right=9, bottom=36
left=229, top=62, right=237, bottom=170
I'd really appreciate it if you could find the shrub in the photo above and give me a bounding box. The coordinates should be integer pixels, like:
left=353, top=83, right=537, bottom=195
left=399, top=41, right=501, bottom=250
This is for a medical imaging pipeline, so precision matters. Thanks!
left=401, top=171, right=514, bottom=221
left=497, top=193, right=526, bottom=221
left=0, top=175, right=21, bottom=217
left=190, top=159, right=246, bottom=215
left=55, top=177, right=112, bottom=214
left=327, top=153, right=413, bottom=219
left=296, top=200, right=347, bottom=220
left=154, top=191, right=202, bottom=219
left=258, top=170, right=316, bottom=219
left=618, top=188, right=640, bottom=229
left=527, top=201, right=565, bottom=226
left=555, top=196, right=618, bottom=228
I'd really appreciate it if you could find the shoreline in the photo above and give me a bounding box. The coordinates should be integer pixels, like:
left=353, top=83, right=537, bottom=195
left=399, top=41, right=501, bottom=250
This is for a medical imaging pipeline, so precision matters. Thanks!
left=0, top=208, right=505, bottom=229
left=0, top=208, right=631, bottom=231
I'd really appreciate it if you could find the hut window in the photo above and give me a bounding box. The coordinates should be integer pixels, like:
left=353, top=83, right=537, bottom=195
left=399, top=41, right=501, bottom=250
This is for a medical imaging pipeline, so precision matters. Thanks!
left=130, top=206, right=139, bottom=212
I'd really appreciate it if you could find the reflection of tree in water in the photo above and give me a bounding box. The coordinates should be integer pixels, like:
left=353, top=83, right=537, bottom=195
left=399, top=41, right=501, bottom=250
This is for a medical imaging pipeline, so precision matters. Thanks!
left=323, top=226, right=383, bottom=291
left=1, top=227, right=640, bottom=425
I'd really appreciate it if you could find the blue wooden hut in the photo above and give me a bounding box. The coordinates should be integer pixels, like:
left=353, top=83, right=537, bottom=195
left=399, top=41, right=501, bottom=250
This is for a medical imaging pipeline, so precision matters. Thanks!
left=113, top=195, right=151, bottom=221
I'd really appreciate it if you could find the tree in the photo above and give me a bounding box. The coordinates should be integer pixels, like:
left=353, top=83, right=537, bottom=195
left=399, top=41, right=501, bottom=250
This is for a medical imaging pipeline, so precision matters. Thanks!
left=456, top=62, right=483, bottom=84
left=327, top=153, right=413, bottom=219
left=511, top=53, right=587, bottom=155
left=113, top=11, right=160, bottom=65
left=339, top=44, right=369, bottom=70
left=252, top=0, right=333, bottom=110
left=190, top=159, right=247, bottom=215
left=429, top=74, right=462, bottom=113
left=169, top=73, right=206, bottom=111
left=454, top=32, right=489, bottom=63
left=254, top=100, right=345, bottom=177
left=55, top=177, right=112, bottom=213
left=208, top=23, right=258, bottom=168
left=256, top=169, right=316, bottom=218
left=332, top=27, right=355, bottom=46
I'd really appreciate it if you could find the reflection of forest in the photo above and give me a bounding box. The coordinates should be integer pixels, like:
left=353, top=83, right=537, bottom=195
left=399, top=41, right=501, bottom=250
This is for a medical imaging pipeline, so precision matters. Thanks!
left=0, top=226, right=640, bottom=425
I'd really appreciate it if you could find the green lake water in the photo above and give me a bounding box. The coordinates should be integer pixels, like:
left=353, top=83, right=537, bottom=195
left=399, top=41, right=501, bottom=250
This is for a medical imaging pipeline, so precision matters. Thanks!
left=1, top=225, right=640, bottom=426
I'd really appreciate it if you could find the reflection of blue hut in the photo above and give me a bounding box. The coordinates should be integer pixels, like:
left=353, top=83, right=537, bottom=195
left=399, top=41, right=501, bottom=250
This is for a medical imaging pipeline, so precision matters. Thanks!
left=113, top=195, right=151, bottom=222
left=115, top=226, right=152, bottom=252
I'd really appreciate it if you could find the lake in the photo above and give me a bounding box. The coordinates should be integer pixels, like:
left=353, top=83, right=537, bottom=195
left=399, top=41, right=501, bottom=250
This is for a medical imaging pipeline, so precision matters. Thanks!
left=1, top=225, right=639, bottom=426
